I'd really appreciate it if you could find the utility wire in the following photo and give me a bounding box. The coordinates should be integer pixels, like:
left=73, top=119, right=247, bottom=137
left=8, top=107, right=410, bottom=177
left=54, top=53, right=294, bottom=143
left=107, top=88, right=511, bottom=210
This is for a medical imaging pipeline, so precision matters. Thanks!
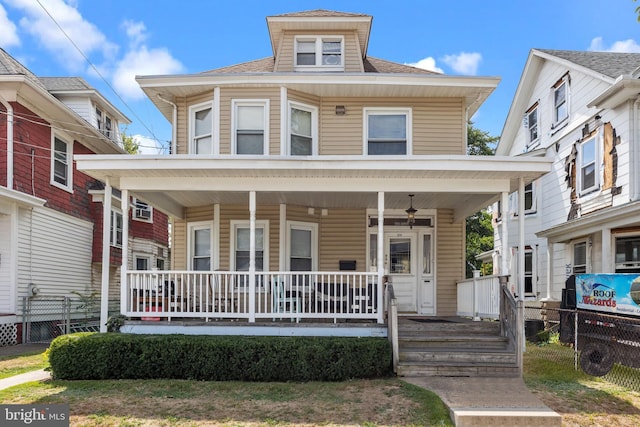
left=35, top=0, right=166, bottom=148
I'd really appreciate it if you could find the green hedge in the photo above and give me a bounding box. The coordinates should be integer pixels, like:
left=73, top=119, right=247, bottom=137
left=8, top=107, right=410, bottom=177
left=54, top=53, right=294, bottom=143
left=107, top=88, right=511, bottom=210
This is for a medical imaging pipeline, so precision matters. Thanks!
left=48, top=333, right=392, bottom=381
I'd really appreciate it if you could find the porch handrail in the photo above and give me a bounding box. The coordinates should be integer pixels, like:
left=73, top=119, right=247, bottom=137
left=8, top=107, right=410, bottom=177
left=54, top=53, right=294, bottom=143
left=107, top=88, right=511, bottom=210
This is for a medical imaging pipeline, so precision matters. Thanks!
left=456, top=274, right=500, bottom=320
left=386, top=282, right=399, bottom=374
left=500, top=283, right=523, bottom=374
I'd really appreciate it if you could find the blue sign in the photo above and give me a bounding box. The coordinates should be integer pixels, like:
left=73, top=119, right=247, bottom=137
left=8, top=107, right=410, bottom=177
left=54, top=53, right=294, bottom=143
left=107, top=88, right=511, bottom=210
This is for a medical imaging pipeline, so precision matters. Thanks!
left=576, top=274, right=640, bottom=316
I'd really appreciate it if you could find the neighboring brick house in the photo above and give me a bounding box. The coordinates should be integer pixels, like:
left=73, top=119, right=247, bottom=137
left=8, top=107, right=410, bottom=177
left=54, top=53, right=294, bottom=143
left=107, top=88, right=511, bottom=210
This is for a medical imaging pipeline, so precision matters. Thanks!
left=0, top=49, right=168, bottom=345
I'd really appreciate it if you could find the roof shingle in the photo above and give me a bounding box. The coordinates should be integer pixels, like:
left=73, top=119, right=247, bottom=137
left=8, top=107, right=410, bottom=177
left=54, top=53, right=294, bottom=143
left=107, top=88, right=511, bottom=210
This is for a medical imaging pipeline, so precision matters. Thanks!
left=537, top=49, right=640, bottom=79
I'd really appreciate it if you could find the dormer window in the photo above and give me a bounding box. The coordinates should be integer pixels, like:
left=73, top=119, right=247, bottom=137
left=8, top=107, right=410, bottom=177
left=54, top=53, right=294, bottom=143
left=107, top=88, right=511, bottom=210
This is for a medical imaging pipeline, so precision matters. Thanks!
left=295, top=36, right=344, bottom=71
left=96, top=107, right=115, bottom=140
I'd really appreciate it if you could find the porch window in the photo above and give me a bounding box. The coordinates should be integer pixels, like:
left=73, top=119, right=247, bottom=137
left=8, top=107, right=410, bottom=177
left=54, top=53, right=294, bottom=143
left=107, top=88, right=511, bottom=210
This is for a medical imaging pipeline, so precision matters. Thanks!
left=233, top=100, right=268, bottom=155
left=615, top=236, right=640, bottom=273
left=110, top=210, right=123, bottom=247
left=288, top=222, right=318, bottom=271
left=578, top=135, right=598, bottom=195
left=365, top=108, right=410, bottom=155
left=231, top=221, right=269, bottom=272
left=524, top=249, right=533, bottom=294
left=51, top=136, right=72, bottom=191
left=289, top=102, right=316, bottom=156
left=189, top=102, right=213, bottom=154
left=188, top=222, right=213, bottom=271
left=573, top=241, right=587, bottom=274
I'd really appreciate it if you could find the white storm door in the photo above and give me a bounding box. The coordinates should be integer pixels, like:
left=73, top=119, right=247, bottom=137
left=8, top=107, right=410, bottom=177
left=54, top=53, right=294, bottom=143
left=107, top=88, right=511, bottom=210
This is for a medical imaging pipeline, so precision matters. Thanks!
left=385, top=232, right=417, bottom=312
left=418, top=230, right=435, bottom=314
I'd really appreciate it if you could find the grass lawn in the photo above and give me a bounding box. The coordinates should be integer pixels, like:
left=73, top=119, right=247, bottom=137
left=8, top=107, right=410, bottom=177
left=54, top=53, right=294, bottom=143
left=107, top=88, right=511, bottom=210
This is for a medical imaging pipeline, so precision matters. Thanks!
left=0, top=351, right=49, bottom=380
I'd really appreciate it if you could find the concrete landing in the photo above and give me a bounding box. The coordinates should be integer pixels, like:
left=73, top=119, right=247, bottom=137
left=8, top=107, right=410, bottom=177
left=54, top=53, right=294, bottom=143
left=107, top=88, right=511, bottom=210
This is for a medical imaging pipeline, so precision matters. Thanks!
left=404, top=376, right=561, bottom=427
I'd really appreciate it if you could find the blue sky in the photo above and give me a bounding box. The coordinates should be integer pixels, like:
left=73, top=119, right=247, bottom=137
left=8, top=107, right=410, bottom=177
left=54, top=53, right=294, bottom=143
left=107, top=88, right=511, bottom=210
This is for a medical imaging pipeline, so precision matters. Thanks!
left=1, top=0, right=639, bottom=153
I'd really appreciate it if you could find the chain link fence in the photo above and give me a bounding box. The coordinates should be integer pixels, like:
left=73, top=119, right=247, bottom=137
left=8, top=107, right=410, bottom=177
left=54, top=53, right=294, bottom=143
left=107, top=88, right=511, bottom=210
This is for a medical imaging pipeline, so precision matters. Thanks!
left=21, top=297, right=120, bottom=344
left=525, top=304, right=640, bottom=391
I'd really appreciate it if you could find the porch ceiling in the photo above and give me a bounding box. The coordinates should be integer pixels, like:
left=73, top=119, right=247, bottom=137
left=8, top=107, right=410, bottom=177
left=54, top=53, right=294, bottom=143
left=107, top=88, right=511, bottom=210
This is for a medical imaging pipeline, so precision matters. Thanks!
left=75, top=155, right=551, bottom=222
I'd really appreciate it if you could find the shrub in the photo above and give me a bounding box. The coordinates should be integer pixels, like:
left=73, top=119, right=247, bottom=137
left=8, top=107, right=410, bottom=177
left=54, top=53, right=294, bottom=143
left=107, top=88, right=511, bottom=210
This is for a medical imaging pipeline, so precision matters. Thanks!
left=48, top=333, right=392, bottom=381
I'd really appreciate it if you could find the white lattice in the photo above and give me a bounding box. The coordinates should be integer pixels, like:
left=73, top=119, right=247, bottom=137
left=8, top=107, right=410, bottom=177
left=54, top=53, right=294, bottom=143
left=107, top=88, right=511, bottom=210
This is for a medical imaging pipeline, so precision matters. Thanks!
left=0, top=323, right=17, bottom=347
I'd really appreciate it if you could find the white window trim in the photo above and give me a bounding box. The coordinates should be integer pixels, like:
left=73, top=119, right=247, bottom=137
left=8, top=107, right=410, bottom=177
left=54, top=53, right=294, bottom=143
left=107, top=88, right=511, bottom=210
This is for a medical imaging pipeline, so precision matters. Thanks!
left=134, top=253, right=152, bottom=271
left=572, top=239, right=590, bottom=274
left=110, top=208, right=123, bottom=248
left=363, top=107, right=412, bottom=156
left=231, top=99, right=270, bottom=155
left=187, top=221, right=215, bottom=271
left=286, top=221, right=318, bottom=271
left=294, top=35, right=344, bottom=71
left=578, top=133, right=601, bottom=196
left=229, top=220, right=270, bottom=271
left=552, top=76, right=570, bottom=128
left=50, top=134, right=73, bottom=192
left=524, top=182, right=537, bottom=215
left=132, top=198, right=153, bottom=223
left=189, top=101, right=214, bottom=155
left=524, top=105, right=539, bottom=150
left=287, top=101, right=318, bottom=156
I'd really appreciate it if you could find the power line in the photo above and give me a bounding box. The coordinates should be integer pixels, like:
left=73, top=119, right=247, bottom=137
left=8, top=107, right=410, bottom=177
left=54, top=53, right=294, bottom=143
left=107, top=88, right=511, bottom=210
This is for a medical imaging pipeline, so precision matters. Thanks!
left=35, top=0, right=166, bottom=148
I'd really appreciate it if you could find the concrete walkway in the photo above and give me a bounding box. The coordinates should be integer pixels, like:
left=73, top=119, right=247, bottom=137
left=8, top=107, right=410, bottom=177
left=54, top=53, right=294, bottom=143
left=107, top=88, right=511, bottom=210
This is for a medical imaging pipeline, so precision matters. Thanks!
left=404, top=376, right=562, bottom=427
left=0, top=369, right=51, bottom=390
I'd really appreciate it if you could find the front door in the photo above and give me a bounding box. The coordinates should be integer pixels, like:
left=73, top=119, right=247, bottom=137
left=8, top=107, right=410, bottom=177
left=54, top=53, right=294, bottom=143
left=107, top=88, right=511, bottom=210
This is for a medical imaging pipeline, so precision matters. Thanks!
left=383, top=230, right=435, bottom=314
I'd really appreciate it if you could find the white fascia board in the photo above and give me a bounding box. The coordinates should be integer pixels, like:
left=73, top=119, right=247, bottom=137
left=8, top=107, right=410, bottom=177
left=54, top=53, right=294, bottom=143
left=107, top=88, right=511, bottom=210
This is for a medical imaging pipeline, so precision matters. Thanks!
left=0, top=186, right=46, bottom=208
left=587, top=76, right=640, bottom=109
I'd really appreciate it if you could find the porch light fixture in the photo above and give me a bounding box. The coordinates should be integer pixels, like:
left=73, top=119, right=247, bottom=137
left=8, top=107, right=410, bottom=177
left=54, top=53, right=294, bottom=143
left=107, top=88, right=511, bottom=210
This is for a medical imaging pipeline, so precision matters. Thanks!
left=335, top=105, right=346, bottom=115
left=406, top=194, right=417, bottom=229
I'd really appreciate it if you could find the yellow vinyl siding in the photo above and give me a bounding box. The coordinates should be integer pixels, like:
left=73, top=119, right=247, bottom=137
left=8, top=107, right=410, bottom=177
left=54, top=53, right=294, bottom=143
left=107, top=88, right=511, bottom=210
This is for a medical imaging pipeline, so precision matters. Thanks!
left=318, top=209, right=366, bottom=272
left=172, top=205, right=215, bottom=270
left=413, top=99, right=465, bottom=155
left=275, top=31, right=362, bottom=72
left=435, top=209, right=464, bottom=316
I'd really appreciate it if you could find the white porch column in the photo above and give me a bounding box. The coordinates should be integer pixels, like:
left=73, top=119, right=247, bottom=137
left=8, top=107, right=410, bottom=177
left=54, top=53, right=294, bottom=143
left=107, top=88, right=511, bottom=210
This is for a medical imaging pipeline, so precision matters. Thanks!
left=377, top=192, right=385, bottom=324
left=518, top=178, right=525, bottom=301
left=501, top=191, right=509, bottom=277
left=248, top=191, right=256, bottom=322
left=602, top=228, right=612, bottom=273
left=100, top=179, right=112, bottom=333
left=120, top=189, right=129, bottom=316
left=279, top=204, right=286, bottom=271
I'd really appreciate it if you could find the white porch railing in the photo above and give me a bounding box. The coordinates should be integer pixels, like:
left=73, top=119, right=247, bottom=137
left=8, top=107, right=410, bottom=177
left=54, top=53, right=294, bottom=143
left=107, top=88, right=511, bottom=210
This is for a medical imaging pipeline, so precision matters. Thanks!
left=125, top=271, right=380, bottom=322
left=456, top=274, right=500, bottom=320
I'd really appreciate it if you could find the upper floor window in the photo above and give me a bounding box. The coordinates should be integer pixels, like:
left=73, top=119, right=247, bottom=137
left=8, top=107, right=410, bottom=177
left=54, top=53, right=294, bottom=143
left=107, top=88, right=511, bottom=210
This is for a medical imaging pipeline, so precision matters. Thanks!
left=553, top=76, right=569, bottom=125
left=110, top=209, right=123, bottom=247
left=524, top=103, right=539, bottom=148
left=295, top=36, right=344, bottom=71
left=133, top=198, right=153, bottom=222
left=233, top=100, right=268, bottom=155
left=189, top=102, right=213, bottom=154
left=51, top=135, right=72, bottom=191
left=96, top=107, right=114, bottom=139
left=578, top=135, right=598, bottom=195
left=365, top=108, right=411, bottom=155
left=289, top=102, right=317, bottom=156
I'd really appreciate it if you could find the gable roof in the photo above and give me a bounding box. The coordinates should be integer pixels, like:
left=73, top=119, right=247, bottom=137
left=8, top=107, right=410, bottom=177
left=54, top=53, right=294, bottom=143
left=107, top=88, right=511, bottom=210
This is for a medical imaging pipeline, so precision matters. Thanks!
left=0, top=48, right=46, bottom=90
left=39, top=76, right=93, bottom=91
left=536, top=49, right=640, bottom=79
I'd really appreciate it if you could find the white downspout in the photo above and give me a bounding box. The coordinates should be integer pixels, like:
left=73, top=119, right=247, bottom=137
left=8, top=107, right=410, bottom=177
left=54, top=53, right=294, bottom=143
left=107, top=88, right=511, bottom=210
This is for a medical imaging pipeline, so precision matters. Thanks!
left=248, top=191, right=256, bottom=323
left=377, top=192, right=385, bottom=324
left=157, top=95, right=177, bottom=155
left=0, top=94, right=14, bottom=189
left=100, top=179, right=113, bottom=332
left=632, top=97, right=640, bottom=201
left=120, top=189, right=129, bottom=316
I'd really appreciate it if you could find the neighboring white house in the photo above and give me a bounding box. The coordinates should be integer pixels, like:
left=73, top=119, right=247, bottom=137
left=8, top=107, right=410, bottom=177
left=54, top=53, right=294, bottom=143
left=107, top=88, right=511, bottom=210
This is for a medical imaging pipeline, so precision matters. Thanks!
left=495, top=49, right=640, bottom=302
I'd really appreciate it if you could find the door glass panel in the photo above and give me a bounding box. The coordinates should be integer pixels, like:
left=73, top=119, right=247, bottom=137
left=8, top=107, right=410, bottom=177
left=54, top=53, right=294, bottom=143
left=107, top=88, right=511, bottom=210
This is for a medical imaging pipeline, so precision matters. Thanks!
left=390, top=238, right=411, bottom=274
left=422, top=234, right=431, bottom=275
left=369, top=234, right=377, bottom=271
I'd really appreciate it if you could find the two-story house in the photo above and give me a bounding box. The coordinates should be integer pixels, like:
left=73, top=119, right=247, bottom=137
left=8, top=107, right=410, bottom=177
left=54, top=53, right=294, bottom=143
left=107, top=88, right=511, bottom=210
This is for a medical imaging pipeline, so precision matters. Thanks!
left=76, top=10, right=550, bottom=334
left=495, top=49, right=640, bottom=305
left=0, top=49, right=169, bottom=345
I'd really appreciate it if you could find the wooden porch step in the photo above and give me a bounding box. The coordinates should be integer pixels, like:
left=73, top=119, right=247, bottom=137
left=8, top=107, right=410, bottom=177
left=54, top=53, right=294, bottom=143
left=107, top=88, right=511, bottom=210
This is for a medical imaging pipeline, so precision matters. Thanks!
left=398, top=319, right=500, bottom=335
left=399, top=334, right=510, bottom=350
left=400, top=348, right=517, bottom=364
left=397, top=361, right=520, bottom=377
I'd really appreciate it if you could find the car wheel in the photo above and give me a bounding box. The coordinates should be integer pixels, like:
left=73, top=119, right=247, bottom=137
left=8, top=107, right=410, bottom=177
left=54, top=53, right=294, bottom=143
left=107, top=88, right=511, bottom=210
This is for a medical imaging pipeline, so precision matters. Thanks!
left=580, top=342, right=614, bottom=376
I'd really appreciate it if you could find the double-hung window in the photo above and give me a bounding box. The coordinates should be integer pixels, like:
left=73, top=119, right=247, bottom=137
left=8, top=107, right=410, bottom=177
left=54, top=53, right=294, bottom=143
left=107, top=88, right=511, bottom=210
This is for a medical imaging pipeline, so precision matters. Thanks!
left=190, top=102, right=213, bottom=154
left=135, top=255, right=151, bottom=271
left=51, top=135, right=72, bottom=191
left=188, top=222, right=213, bottom=271
left=110, top=210, right=123, bottom=247
left=288, top=222, right=318, bottom=271
left=289, top=102, right=317, bottom=156
left=573, top=241, right=588, bottom=274
left=553, top=76, right=569, bottom=125
left=524, top=249, right=534, bottom=294
left=295, top=36, right=344, bottom=71
left=524, top=182, right=536, bottom=214
left=524, top=104, right=539, bottom=148
left=233, top=100, right=268, bottom=155
left=231, top=221, right=268, bottom=272
left=578, top=135, right=598, bottom=195
left=133, top=198, right=152, bottom=222
left=365, top=108, right=411, bottom=155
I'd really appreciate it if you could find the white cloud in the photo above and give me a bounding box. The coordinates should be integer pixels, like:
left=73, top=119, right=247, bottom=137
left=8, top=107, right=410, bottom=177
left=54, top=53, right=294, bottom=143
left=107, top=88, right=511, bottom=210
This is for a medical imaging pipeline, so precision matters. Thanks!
left=0, top=4, right=20, bottom=47
left=134, top=134, right=168, bottom=155
left=6, top=0, right=117, bottom=71
left=589, top=36, right=640, bottom=53
left=405, top=57, right=443, bottom=73
left=442, top=52, right=482, bottom=75
left=122, top=20, right=147, bottom=48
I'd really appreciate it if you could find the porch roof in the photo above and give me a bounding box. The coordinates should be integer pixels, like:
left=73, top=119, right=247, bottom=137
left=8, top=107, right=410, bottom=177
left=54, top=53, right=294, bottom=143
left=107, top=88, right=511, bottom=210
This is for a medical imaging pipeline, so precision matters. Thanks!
left=75, top=155, right=551, bottom=222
